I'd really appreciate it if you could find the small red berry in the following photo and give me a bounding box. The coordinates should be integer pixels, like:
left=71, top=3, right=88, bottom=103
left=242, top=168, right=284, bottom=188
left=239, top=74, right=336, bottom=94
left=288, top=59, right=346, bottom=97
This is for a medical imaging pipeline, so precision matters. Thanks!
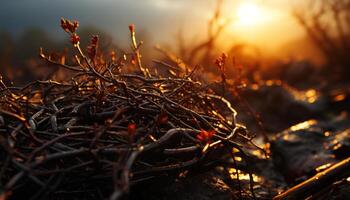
left=196, top=129, right=215, bottom=143
left=128, top=123, right=137, bottom=135
left=129, top=24, right=135, bottom=33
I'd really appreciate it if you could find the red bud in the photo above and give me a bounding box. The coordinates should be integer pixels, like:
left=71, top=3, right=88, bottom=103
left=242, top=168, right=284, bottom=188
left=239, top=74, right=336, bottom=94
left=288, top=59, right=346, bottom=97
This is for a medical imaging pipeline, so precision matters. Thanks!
left=70, top=34, right=80, bottom=46
left=129, top=24, right=135, bottom=33
left=128, top=123, right=137, bottom=135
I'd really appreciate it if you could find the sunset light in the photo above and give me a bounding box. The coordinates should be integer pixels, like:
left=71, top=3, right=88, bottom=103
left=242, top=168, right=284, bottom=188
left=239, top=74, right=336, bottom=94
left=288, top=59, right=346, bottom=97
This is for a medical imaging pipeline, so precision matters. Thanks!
left=236, top=2, right=262, bottom=26
left=1, top=0, right=350, bottom=199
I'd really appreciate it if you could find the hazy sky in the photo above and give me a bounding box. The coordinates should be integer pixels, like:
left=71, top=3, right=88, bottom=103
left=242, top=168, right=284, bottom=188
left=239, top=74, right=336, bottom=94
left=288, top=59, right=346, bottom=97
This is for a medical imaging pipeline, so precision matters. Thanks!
left=0, top=0, right=305, bottom=51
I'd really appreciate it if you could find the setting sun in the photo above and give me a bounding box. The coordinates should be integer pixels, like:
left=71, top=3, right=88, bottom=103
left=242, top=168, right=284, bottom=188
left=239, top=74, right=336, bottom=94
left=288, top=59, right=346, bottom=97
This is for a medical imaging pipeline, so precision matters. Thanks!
left=2, top=1, right=350, bottom=199
left=236, top=2, right=262, bottom=26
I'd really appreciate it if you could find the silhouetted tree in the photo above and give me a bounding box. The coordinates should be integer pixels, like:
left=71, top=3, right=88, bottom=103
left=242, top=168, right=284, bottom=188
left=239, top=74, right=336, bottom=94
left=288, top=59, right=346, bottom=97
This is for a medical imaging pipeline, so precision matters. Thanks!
left=175, top=0, right=229, bottom=67
left=294, top=0, right=350, bottom=79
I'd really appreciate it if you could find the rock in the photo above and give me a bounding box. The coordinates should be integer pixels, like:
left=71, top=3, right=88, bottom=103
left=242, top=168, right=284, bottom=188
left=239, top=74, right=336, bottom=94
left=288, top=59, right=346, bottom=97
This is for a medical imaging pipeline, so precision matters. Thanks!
left=271, top=113, right=350, bottom=183
left=234, top=81, right=325, bottom=133
left=282, top=60, right=317, bottom=89
left=327, top=179, right=350, bottom=200
left=311, top=178, right=350, bottom=200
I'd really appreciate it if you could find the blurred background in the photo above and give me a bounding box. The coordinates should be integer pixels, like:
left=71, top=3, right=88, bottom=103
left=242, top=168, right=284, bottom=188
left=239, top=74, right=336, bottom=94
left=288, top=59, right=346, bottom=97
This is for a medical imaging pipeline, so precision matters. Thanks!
left=0, top=0, right=328, bottom=84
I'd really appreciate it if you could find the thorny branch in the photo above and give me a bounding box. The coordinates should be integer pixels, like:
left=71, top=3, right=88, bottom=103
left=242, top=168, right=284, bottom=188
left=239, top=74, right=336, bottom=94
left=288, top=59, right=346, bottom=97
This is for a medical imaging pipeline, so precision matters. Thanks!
left=0, top=18, right=262, bottom=200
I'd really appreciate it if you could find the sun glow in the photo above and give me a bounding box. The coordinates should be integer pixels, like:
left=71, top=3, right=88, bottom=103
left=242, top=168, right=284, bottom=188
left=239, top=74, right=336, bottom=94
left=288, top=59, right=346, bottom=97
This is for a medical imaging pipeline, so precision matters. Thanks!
left=224, top=1, right=301, bottom=52
left=236, top=2, right=262, bottom=26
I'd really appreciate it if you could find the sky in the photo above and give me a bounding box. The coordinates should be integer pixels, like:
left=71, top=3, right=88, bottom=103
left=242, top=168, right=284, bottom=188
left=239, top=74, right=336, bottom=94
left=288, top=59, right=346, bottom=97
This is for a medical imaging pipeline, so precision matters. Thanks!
left=0, top=0, right=307, bottom=52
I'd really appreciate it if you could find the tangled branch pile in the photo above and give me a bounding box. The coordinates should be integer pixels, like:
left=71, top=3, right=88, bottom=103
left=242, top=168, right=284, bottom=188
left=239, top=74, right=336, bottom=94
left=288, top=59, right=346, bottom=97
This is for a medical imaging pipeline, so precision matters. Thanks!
left=0, top=19, right=258, bottom=200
